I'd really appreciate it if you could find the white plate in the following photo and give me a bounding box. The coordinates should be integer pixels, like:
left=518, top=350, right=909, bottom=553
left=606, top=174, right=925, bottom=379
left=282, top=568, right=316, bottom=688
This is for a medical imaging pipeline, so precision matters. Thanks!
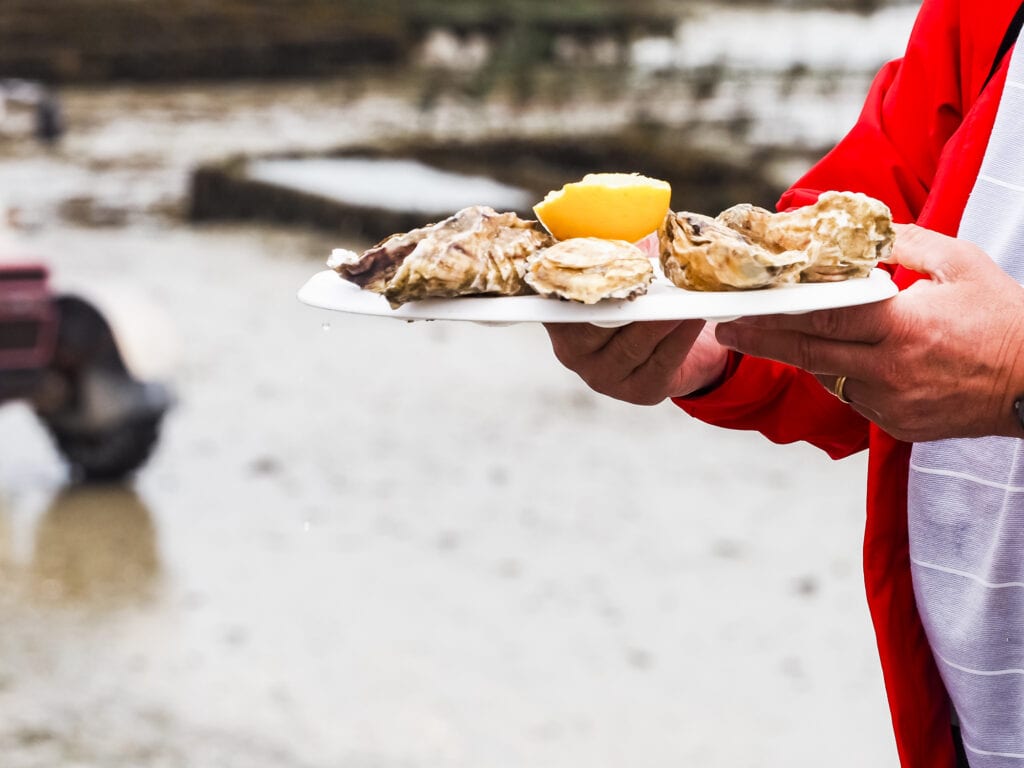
left=298, top=268, right=897, bottom=327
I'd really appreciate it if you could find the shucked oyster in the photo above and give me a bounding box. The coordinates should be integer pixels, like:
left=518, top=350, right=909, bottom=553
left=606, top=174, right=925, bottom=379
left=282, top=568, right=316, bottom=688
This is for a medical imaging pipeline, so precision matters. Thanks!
left=525, top=238, right=654, bottom=304
left=330, top=206, right=554, bottom=307
left=659, top=191, right=894, bottom=291
left=659, top=212, right=808, bottom=292
left=718, top=191, right=894, bottom=283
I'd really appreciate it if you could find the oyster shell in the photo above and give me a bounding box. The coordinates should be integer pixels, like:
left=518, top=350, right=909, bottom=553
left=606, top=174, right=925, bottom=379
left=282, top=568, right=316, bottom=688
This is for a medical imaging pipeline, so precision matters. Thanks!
left=525, top=238, right=654, bottom=304
left=659, top=212, right=808, bottom=292
left=329, top=205, right=554, bottom=307
left=659, top=191, right=894, bottom=292
left=718, top=191, right=894, bottom=283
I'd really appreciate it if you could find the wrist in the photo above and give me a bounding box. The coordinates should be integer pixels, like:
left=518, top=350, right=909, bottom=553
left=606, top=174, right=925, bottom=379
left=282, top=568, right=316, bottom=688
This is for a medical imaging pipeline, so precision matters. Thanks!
left=675, top=346, right=741, bottom=400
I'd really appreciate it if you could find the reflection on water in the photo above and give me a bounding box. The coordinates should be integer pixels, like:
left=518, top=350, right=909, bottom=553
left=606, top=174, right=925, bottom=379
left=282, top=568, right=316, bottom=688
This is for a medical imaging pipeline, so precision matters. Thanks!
left=0, top=493, right=11, bottom=583
left=30, top=486, right=160, bottom=606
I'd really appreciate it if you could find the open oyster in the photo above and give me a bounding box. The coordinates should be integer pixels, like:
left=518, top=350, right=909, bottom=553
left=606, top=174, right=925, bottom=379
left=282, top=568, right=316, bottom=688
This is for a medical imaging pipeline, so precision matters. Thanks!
left=659, top=191, right=894, bottom=292
left=659, top=212, right=808, bottom=292
left=525, top=238, right=654, bottom=304
left=329, top=206, right=554, bottom=307
left=718, top=191, right=894, bottom=283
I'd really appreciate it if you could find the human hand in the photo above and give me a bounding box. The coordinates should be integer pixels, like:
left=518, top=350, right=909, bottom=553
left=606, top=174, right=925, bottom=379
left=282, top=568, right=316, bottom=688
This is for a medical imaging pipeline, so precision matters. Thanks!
left=715, top=224, right=1024, bottom=442
left=544, top=320, right=729, bottom=406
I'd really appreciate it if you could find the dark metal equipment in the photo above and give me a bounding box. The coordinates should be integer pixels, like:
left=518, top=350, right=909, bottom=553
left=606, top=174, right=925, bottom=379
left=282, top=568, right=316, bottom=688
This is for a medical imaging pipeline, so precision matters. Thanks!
left=0, top=262, right=171, bottom=480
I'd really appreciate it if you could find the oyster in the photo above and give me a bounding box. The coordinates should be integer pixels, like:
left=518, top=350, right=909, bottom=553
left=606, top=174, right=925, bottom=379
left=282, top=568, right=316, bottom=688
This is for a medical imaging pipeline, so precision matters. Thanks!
left=718, top=191, right=894, bottom=283
left=659, top=212, right=808, bottom=292
left=525, top=238, right=654, bottom=304
left=659, top=191, right=894, bottom=292
left=329, top=206, right=554, bottom=307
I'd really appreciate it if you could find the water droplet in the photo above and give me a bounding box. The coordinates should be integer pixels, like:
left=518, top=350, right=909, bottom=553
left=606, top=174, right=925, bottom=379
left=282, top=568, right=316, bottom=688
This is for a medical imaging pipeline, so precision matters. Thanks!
left=321, top=322, right=331, bottom=332
left=303, top=521, right=311, bottom=532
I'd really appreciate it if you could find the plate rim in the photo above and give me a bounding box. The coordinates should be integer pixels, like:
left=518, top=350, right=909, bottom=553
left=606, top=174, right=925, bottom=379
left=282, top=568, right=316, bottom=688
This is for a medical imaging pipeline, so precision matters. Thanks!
left=298, top=268, right=898, bottom=325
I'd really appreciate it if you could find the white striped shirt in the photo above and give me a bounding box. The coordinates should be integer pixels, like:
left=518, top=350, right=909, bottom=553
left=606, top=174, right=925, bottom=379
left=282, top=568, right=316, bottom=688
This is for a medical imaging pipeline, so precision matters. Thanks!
left=908, top=26, right=1024, bottom=767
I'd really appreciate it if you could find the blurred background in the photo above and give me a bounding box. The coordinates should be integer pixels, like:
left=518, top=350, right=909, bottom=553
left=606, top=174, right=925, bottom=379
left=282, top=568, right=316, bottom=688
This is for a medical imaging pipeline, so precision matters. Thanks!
left=0, top=1, right=918, bottom=766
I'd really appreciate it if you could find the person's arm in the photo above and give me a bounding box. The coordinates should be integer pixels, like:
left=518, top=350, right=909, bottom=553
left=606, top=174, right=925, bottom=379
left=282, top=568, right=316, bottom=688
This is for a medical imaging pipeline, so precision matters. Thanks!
left=677, top=0, right=968, bottom=457
left=715, top=228, right=1024, bottom=444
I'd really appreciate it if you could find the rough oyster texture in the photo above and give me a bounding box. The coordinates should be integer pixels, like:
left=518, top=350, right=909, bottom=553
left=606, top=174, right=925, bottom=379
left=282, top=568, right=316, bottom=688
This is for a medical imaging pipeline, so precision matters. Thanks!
left=525, top=238, right=654, bottom=304
left=659, top=191, right=894, bottom=291
left=718, top=191, right=894, bottom=283
left=659, top=212, right=808, bottom=292
left=329, top=206, right=554, bottom=307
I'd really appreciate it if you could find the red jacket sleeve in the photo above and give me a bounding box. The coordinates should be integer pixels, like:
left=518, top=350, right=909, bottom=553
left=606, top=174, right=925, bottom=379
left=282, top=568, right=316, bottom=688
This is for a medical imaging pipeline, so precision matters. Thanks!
left=675, top=0, right=966, bottom=459
left=674, top=353, right=870, bottom=460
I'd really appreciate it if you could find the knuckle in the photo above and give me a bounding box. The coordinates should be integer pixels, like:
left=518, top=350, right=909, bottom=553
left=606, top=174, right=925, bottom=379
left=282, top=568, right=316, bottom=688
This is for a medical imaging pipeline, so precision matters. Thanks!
left=877, top=358, right=903, bottom=391
left=809, top=310, right=843, bottom=339
left=898, top=224, right=937, bottom=260
left=795, top=333, right=817, bottom=371
left=899, top=223, right=927, bottom=248
left=613, top=338, right=650, bottom=369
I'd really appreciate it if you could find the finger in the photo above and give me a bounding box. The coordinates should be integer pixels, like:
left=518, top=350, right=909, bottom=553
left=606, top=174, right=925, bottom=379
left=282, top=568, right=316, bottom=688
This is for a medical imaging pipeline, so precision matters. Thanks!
left=716, top=324, right=869, bottom=375
left=595, top=321, right=693, bottom=378
left=634, top=320, right=707, bottom=382
left=635, top=232, right=660, bottom=259
left=544, top=322, right=619, bottom=360
left=724, top=301, right=892, bottom=344
left=814, top=373, right=883, bottom=421
left=819, top=373, right=854, bottom=404
left=890, top=223, right=977, bottom=283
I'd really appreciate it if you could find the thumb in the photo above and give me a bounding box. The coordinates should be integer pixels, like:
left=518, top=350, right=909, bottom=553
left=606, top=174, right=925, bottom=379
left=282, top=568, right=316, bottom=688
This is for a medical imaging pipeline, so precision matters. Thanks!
left=889, top=223, right=976, bottom=283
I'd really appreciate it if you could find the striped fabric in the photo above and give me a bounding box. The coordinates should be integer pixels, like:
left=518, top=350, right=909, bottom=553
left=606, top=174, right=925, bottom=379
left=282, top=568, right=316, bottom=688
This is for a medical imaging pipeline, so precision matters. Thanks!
left=908, top=28, right=1024, bottom=767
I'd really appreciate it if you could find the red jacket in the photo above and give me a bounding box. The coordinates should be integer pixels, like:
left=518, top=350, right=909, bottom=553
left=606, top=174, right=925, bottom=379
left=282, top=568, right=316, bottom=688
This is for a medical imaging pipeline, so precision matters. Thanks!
left=675, top=1, right=1020, bottom=765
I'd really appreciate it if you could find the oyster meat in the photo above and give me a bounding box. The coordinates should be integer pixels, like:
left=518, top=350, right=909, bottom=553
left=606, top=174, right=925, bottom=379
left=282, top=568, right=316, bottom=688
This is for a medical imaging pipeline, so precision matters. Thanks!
left=718, top=191, right=894, bottom=283
left=329, top=206, right=554, bottom=307
left=525, top=238, right=654, bottom=304
left=659, top=212, right=808, bottom=292
left=659, top=191, right=894, bottom=291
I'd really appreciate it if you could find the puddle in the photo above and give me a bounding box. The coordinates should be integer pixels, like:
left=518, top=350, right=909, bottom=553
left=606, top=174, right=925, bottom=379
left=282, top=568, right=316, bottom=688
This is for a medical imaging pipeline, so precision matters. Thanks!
left=29, top=486, right=160, bottom=606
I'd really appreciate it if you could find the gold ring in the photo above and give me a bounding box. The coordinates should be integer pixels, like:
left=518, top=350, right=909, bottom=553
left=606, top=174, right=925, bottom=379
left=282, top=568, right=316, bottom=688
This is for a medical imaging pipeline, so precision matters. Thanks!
left=833, top=375, right=852, bottom=404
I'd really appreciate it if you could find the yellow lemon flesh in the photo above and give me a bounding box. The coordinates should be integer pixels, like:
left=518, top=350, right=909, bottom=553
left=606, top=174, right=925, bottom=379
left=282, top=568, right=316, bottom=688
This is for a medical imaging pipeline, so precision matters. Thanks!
left=533, top=173, right=672, bottom=243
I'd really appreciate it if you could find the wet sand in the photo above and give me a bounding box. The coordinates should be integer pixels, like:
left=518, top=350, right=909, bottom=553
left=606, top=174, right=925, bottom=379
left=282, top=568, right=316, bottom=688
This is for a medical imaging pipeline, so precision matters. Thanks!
left=0, top=82, right=897, bottom=766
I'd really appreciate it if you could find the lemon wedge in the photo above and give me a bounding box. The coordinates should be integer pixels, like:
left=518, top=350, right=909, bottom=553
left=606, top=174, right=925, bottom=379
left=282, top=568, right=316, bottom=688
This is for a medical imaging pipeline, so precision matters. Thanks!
left=533, top=173, right=672, bottom=242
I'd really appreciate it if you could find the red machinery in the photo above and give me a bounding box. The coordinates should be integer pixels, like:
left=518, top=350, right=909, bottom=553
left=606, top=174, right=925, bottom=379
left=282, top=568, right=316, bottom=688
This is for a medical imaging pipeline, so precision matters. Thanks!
left=0, top=262, right=57, bottom=370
